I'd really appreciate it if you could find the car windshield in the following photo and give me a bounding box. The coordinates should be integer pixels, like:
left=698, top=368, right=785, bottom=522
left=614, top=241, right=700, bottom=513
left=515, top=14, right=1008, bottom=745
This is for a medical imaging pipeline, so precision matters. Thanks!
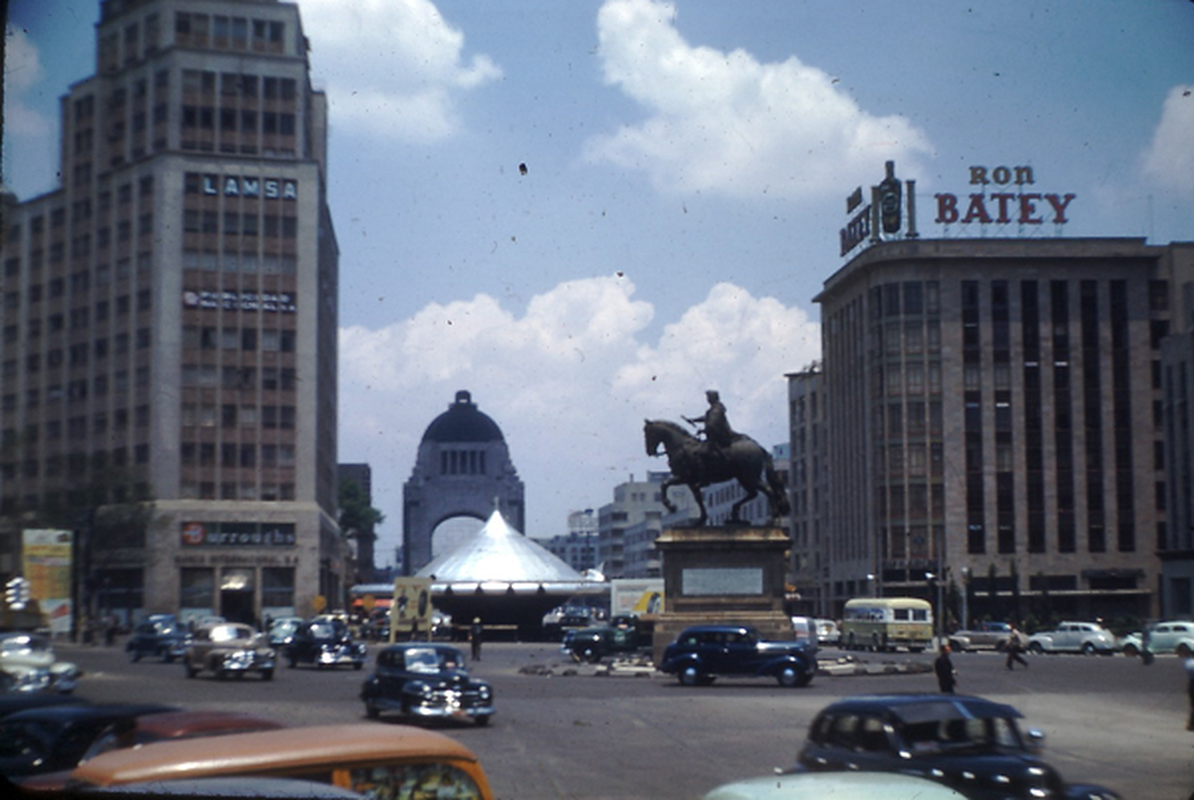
left=309, top=623, right=339, bottom=638
left=900, top=716, right=1025, bottom=755
left=209, top=626, right=249, bottom=643
left=0, top=635, right=50, bottom=656
left=405, top=648, right=458, bottom=673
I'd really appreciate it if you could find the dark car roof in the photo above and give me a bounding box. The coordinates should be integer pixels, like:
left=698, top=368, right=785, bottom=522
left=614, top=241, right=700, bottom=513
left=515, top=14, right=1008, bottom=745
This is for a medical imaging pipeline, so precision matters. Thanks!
left=3, top=702, right=179, bottom=725
left=0, top=693, right=88, bottom=719
left=816, top=694, right=1023, bottom=724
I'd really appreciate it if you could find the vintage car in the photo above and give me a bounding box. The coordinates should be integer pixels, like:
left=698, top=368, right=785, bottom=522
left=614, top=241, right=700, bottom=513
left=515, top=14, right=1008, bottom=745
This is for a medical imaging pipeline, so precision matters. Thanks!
left=541, top=605, right=595, bottom=639
left=0, top=631, right=81, bottom=693
left=0, top=701, right=177, bottom=781
left=18, top=709, right=286, bottom=792
left=947, top=621, right=1013, bottom=652
left=792, top=693, right=1121, bottom=800
left=182, top=622, right=276, bottom=680
left=361, top=643, right=494, bottom=726
left=67, top=723, right=495, bottom=800
left=560, top=615, right=642, bottom=662
left=1120, top=620, right=1194, bottom=657
left=287, top=618, right=367, bottom=670
left=1026, top=621, right=1119, bottom=655
left=705, top=771, right=967, bottom=800
left=125, top=614, right=190, bottom=663
left=658, top=624, right=817, bottom=687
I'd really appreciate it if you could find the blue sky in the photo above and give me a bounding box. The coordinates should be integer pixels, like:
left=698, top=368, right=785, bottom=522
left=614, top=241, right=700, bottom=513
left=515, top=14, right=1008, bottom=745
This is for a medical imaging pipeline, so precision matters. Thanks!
left=5, top=0, right=1193, bottom=565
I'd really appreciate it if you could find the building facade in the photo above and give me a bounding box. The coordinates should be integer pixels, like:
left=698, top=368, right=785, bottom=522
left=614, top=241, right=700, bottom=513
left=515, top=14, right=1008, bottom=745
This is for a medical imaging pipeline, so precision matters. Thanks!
left=813, top=237, right=1185, bottom=626
left=0, top=0, right=342, bottom=627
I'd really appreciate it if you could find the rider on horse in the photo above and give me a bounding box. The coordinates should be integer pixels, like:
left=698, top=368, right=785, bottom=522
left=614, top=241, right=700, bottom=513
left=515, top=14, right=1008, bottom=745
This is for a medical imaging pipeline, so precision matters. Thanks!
left=684, top=390, right=738, bottom=464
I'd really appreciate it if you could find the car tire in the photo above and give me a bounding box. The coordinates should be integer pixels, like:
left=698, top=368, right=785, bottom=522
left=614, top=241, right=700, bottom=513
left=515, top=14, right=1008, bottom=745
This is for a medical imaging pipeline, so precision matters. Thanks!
left=679, top=664, right=702, bottom=686
left=1123, top=643, right=1139, bottom=657
left=354, top=662, right=363, bottom=671
left=1081, top=642, right=1096, bottom=656
left=1028, top=642, right=1044, bottom=655
left=365, top=699, right=380, bottom=719
left=777, top=666, right=800, bottom=687
left=162, top=653, right=174, bottom=663
left=261, top=669, right=273, bottom=681
left=288, top=655, right=297, bottom=668
left=582, top=647, right=599, bottom=663
left=1179, top=643, right=1193, bottom=659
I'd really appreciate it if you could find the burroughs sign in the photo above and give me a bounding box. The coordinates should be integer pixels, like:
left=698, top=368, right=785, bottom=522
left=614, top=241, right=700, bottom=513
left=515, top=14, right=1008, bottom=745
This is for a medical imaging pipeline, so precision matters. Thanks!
left=935, top=165, right=1075, bottom=226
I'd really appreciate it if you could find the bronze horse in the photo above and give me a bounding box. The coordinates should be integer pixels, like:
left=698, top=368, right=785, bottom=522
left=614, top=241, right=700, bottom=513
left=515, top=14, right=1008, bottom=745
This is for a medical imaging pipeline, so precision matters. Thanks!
left=643, top=419, right=791, bottom=526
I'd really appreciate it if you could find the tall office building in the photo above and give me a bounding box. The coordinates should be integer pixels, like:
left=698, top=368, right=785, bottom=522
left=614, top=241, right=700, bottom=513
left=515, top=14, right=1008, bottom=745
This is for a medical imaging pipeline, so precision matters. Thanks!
left=813, top=237, right=1192, bottom=623
left=0, top=0, right=342, bottom=626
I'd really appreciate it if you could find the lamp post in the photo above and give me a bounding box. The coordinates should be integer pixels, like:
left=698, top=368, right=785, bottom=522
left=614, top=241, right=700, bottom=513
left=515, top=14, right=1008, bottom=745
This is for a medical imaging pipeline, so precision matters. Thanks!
left=961, top=566, right=971, bottom=631
left=926, top=570, right=945, bottom=645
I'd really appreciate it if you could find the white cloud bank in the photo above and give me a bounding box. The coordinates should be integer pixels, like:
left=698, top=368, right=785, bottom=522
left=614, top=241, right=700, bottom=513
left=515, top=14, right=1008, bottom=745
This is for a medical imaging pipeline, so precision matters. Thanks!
left=2, top=25, right=51, bottom=138
left=1140, top=85, right=1194, bottom=195
left=339, top=276, right=819, bottom=549
left=299, top=0, right=501, bottom=142
left=585, top=0, right=932, bottom=200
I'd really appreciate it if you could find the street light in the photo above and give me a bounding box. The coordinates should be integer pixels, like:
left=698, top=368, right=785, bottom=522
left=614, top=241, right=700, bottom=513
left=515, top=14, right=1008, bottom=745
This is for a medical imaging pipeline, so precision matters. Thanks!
left=961, top=567, right=971, bottom=630
left=925, top=570, right=945, bottom=645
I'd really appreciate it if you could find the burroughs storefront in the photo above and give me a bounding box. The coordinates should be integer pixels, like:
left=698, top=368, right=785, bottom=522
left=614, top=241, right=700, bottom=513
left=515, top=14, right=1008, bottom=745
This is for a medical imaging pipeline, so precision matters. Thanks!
left=175, top=521, right=300, bottom=625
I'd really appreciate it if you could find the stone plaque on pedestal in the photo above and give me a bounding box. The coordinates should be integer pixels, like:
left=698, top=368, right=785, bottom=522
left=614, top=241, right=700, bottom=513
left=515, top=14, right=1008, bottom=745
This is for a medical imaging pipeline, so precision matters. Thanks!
left=651, top=526, right=792, bottom=664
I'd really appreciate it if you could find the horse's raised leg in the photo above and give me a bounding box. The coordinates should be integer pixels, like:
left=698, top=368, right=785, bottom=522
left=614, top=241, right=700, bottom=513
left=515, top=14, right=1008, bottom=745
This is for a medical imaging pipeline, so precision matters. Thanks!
left=659, top=476, right=681, bottom=514
left=689, top=482, right=708, bottom=526
left=729, top=482, right=759, bottom=523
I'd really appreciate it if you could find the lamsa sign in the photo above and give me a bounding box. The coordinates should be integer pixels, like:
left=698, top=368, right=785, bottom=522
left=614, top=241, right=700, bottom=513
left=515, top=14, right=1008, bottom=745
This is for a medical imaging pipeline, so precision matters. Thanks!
left=935, top=166, right=1075, bottom=226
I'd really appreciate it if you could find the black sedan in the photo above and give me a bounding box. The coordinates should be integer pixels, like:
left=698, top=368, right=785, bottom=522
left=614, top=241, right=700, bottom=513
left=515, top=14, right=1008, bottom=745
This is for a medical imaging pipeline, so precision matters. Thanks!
left=0, top=702, right=177, bottom=781
left=125, top=614, right=190, bottom=663
left=286, top=619, right=367, bottom=670
left=361, top=643, right=493, bottom=726
left=793, top=693, right=1120, bottom=800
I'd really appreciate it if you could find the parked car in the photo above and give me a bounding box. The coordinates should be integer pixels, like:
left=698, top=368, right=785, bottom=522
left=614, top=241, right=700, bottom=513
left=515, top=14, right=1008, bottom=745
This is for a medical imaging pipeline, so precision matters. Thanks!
left=361, top=642, right=494, bottom=726
left=705, top=771, right=967, bottom=800
left=1120, top=620, right=1194, bottom=657
left=125, top=615, right=190, bottom=663
left=0, top=632, right=81, bottom=693
left=182, top=623, right=276, bottom=680
left=287, top=618, right=367, bottom=670
left=792, top=693, right=1121, bottom=800
left=541, top=605, right=595, bottom=639
left=0, top=702, right=176, bottom=781
left=658, top=624, right=817, bottom=687
left=948, top=621, right=1013, bottom=652
left=17, top=709, right=285, bottom=791
left=68, top=723, right=495, bottom=800
left=267, top=616, right=305, bottom=651
left=1026, top=621, right=1119, bottom=655
left=560, top=615, right=642, bottom=662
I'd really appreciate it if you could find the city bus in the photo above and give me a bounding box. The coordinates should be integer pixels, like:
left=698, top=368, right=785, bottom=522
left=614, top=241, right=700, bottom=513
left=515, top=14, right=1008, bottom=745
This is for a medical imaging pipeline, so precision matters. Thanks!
left=840, top=597, right=933, bottom=652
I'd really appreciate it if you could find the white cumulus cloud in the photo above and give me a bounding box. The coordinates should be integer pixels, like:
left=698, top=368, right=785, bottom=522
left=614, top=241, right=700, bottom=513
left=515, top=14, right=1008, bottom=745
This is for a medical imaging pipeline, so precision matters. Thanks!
left=339, top=277, right=819, bottom=547
left=585, top=0, right=931, bottom=200
left=3, top=25, right=52, bottom=138
left=299, top=0, right=501, bottom=142
left=1140, top=85, right=1194, bottom=195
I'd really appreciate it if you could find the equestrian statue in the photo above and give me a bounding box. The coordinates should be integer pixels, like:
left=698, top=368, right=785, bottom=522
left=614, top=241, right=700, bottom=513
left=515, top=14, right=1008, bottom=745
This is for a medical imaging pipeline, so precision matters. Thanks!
left=644, top=390, right=791, bottom=527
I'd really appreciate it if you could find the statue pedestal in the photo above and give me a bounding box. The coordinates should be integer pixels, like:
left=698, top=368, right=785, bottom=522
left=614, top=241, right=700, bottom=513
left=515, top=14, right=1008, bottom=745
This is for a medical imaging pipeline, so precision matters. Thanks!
left=651, top=526, right=792, bottom=664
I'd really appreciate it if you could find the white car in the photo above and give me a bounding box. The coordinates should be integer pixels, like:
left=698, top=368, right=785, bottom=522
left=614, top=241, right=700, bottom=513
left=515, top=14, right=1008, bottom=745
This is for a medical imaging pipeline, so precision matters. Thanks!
left=1026, top=621, right=1119, bottom=655
left=1120, top=620, right=1194, bottom=658
left=0, top=632, right=80, bottom=693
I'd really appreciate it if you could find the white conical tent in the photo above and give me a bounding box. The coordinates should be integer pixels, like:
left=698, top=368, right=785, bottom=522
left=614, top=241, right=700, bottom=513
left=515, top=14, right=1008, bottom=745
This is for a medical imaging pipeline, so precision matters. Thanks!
left=415, top=509, right=588, bottom=588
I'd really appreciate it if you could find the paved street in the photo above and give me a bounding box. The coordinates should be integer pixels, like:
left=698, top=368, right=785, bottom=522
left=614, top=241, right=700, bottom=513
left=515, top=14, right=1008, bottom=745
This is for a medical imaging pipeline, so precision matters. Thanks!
left=53, top=639, right=1194, bottom=799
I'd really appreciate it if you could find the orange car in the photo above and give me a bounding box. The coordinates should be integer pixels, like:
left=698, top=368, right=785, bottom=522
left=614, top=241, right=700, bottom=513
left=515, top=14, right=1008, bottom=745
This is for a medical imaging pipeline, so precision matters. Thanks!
left=68, top=723, right=493, bottom=800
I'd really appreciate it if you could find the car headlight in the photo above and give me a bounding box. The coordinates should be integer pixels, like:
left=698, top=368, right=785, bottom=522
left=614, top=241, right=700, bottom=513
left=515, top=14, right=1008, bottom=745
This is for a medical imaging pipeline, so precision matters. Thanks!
left=478, top=685, right=492, bottom=700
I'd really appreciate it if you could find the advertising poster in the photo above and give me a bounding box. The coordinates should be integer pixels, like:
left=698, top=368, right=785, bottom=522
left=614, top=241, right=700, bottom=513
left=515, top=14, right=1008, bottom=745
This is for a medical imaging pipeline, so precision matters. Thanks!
left=390, top=577, right=433, bottom=642
left=22, top=529, right=73, bottom=635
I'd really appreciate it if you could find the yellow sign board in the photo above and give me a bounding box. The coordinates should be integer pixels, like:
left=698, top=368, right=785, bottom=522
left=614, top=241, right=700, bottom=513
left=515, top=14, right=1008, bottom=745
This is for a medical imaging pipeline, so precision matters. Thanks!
left=390, top=578, right=432, bottom=642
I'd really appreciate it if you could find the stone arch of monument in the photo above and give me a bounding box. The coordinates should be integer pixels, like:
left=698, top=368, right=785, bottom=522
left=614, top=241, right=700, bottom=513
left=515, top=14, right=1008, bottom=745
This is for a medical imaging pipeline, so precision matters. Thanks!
left=402, top=391, right=525, bottom=574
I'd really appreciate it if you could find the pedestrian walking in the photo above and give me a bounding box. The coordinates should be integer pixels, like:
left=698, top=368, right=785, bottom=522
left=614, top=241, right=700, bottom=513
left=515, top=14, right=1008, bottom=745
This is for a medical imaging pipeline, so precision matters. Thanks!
left=934, top=643, right=957, bottom=694
left=1005, top=625, right=1029, bottom=670
left=469, top=617, right=483, bottom=661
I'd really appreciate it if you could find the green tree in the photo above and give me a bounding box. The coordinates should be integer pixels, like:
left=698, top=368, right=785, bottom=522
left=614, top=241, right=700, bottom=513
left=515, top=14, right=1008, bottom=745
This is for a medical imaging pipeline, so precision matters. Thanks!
left=338, top=479, right=384, bottom=546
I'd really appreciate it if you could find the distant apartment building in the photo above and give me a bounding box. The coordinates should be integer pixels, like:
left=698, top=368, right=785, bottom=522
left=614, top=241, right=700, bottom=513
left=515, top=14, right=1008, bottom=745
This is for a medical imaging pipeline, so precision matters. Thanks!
left=597, top=472, right=698, bottom=579
left=0, top=0, right=342, bottom=627
left=810, top=236, right=1192, bottom=624
left=539, top=509, right=599, bottom=574
left=787, top=364, right=830, bottom=616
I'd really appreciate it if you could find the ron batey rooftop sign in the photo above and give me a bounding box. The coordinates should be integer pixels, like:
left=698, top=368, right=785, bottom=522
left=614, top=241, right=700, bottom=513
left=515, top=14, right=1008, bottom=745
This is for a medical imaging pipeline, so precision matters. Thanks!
left=935, top=165, right=1075, bottom=226
left=841, top=162, right=1076, bottom=258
